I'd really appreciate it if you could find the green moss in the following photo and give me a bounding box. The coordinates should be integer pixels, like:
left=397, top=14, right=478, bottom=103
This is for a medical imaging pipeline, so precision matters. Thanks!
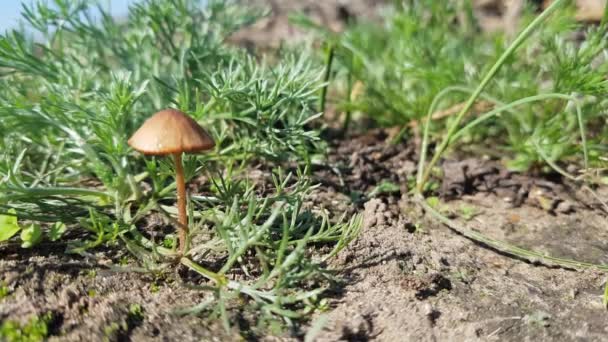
left=0, top=283, right=10, bottom=299
left=128, top=304, right=144, bottom=321
left=102, top=322, right=127, bottom=342
left=149, top=282, right=160, bottom=294
left=0, top=313, right=51, bottom=342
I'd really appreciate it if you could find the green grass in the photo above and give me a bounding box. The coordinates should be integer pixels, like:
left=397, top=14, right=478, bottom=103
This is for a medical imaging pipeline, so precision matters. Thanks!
left=0, top=313, right=52, bottom=342
left=294, top=0, right=608, bottom=272
left=0, top=0, right=361, bottom=335
left=303, top=0, right=608, bottom=180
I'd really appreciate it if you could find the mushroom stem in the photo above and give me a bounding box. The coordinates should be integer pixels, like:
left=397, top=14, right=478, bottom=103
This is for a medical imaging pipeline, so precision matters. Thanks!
left=174, top=152, right=188, bottom=253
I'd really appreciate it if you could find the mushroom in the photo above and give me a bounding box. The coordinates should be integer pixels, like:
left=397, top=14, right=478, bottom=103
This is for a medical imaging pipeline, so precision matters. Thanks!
left=128, top=108, right=215, bottom=253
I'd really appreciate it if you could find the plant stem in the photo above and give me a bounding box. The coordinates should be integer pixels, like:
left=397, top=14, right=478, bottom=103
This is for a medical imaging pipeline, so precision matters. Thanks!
left=416, top=0, right=567, bottom=192
left=602, top=2, right=608, bottom=27
left=342, top=60, right=354, bottom=134
left=180, top=257, right=227, bottom=286
left=415, top=193, right=608, bottom=271
left=450, top=93, right=584, bottom=146
left=0, top=187, right=111, bottom=201
left=174, top=153, right=188, bottom=253
left=319, top=43, right=335, bottom=114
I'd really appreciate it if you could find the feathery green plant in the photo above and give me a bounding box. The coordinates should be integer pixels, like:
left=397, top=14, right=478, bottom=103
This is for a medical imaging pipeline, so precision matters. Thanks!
left=0, top=0, right=360, bottom=334
left=304, top=0, right=607, bottom=180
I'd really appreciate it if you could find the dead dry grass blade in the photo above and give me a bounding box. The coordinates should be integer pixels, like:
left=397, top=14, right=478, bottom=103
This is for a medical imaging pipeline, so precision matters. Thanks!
left=414, top=192, right=608, bottom=271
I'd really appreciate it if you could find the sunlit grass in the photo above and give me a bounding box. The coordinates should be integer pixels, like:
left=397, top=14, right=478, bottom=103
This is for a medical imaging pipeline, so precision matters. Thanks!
left=0, top=0, right=361, bottom=333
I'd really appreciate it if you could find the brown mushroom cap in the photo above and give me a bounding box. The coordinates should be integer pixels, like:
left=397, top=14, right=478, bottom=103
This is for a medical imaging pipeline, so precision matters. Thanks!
left=128, top=109, right=215, bottom=155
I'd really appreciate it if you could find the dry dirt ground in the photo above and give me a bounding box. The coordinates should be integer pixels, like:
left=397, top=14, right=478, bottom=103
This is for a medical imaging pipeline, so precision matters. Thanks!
left=310, top=130, right=608, bottom=341
left=2, top=129, right=608, bottom=341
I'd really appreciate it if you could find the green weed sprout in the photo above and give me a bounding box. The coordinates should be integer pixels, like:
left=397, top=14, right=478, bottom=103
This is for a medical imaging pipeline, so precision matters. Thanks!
left=128, top=108, right=215, bottom=253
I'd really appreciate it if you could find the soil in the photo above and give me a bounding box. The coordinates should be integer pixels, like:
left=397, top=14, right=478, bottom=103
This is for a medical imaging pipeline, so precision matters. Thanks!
left=3, top=1, right=608, bottom=341
left=0, top=243, right=237, bottom=341
left=2, top=128, right=608, bottom=341
left=309, top=130, right=608, bottom=341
